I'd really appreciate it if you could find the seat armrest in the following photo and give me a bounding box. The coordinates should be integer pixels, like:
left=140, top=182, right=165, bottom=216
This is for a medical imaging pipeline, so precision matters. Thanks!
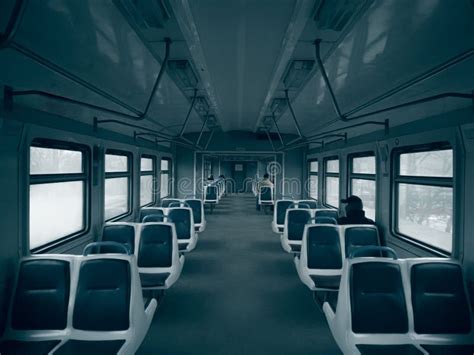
left=144, top=298, right=158, bottom=321
left=322, top=301, right=336, bottom=322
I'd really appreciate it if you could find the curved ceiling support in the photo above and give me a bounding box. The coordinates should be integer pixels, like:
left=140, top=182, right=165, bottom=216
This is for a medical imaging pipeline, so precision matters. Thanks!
left=271, top=113, right=285, bottom=148
left=204, top=129, right=215, bottom=151
left=0, top=0, right=27, bottom=48
left=142, top=37, right=171, bottom=118
left=195, top=114, right=209, bottom=149
left=178, top=89, right=198, bottom=137
left=9, top=41, right=144, bottom=117
left=345, top=92, right=474, bottom=122
left=4, top=37, right=178, bottom=134
left=308, top=48, right=474, bottom=135
left=345, top=48, right=474, bottom=118
left=282, top=133, right=345, bottom=151
left=134, top=132, right=195, bottom=149
left=5, top=87, right=174, bottom=133
left=265, top=128, right=276, bottom=152
left=285, top=89, right=304, bottom=139
left=306, top=120, right=388, bottom=141
left=5, top=37, right=175, bottom=132
left=282, top=140, right=323, bottom=152
left=314, top=39, right=347, bottom=121
left=94, top=118, right=174, bottom=140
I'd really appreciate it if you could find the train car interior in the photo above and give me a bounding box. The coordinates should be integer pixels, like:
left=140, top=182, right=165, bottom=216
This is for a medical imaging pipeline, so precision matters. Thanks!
left=0, top=0, right=474, bottom=354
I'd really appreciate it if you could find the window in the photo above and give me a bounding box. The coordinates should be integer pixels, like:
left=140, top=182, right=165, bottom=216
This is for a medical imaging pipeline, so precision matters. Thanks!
left=308, top=160, right=318, bottom=199
left=160, top=158, right=172, bottom=198
left=394, top=145, right=453, bottom=253
left=349, top=154, right=376, bottom=220
left=140, top=156, right=155, bottom=206
left=105, top=151, right=131, bottom=220
left=324, top=158, right=339, bottom=208
left=204, top=159, right=212, bottom=180
left=29, top=142, right=88, bottom=250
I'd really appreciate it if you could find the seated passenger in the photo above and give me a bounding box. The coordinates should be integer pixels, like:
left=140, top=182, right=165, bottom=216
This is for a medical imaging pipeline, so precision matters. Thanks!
left=256, top=173, right=274, bottom=211
left=337, top=195, right=375, bottom=225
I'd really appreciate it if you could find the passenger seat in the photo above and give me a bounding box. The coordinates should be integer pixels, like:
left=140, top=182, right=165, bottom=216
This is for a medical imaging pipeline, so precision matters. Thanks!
left=137, top=223, right=185, bottom=290
left=0, top=246, right=157, bottom=355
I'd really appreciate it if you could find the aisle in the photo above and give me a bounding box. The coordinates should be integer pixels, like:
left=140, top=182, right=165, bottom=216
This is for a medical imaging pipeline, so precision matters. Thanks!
left=137, top=194, right=341, bottom=354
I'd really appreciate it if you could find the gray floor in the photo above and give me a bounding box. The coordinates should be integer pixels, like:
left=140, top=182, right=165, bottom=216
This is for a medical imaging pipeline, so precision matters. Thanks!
left=137, top=194, right=342, bottom=355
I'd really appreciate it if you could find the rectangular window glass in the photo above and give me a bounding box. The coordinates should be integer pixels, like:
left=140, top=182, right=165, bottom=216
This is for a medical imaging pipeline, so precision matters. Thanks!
left=140, top=175, right=153, bottom=206
left=309, top=175, right=318, bottom=199
left=30, top=147, right=82, bottom=175
left=160, top=158, right=171, bottom=199
left=29, top=143, right=87, bottom=251
left=160, top=174, right=169, bottom=199
left=397, top=183, right=452, bottom=252
left=351, top=179, right=376, bottom=220
left=141, top=157, right=153, bottom=172
left=105, top=154, right=128, bottom=173
left=399, top=149, right=452, bottom=177
left=326, top=159, right=339, bottom=173
left=310, top=161, right=318, bottom=173
left=104, top=177, right=129, bottom=220
left=140, top=156, right=155, bottom=207
left=394, top=145, right=453, bottom=254
left=325, top=177, right=339, bottom=208
left=29, top=181, right=84, bottom=250
left=352, top=156, right=376, bottom=175
left=349, top=154, right=376, bottom=221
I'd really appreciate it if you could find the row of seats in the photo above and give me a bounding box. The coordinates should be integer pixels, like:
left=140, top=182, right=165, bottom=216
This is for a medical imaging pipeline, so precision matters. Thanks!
left=0, top=246, right=156, bottom=355
left=294, top=225, right=380, bottom=291
left=324, top=249, right=474, bottom=355
left=203, top=179, right=225, bottom=205
left=0, top=198, right=210, bottom=354
left=280, top=207, right=339, bottom=253
left=159, top=198, right=207, bottom=232
left=139, top=207, right=198, bottom=252
left=102, top=223, right=185, bottom=290
left=271, top=199, right=327, bottom=233
left=271, top=200, right=474, bottom=354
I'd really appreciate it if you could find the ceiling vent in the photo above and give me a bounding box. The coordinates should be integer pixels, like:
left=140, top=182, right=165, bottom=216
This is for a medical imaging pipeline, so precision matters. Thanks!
left=314, top=0, right=366, bottom=32
left=121, top=0, right=171, bottom=30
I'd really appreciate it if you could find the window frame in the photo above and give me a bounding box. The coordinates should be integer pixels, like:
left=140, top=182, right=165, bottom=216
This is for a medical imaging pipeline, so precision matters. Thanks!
left=323, top=156, right=340, bottom=208
left=391, top=142, right=453, bottom=255
left=104, top=149, right=133, bottom=221
left=29, top=139, right=90, bottom=253
left=160, top=157, right=172, bottom=199
left=348, top=152, right=376, bottom=220
left=140, top=154, right=156, bottom=207
left=307, top=159, right=318, bottom=200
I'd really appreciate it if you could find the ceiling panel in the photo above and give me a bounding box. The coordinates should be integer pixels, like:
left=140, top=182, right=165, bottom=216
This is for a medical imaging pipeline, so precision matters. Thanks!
left=275, top=0, right=474, bottom=136
left=1, top=0, right=202, bottom=135
left=188, top=0, right=297, bottom=131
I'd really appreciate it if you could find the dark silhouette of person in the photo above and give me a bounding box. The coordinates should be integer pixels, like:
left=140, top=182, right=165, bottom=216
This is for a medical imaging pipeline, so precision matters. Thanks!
left=337, top=195, right=375, bottom=225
